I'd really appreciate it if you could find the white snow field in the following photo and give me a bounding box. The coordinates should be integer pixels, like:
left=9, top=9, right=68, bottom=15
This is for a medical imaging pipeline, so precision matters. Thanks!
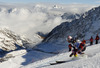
left=20, top=44, right=100, bottom=68
left=0, top=43, right=100, bottom=68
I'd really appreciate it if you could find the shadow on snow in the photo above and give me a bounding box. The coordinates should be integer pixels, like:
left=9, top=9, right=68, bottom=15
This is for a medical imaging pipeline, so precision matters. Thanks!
left=21, top=42, right=68, bottom=65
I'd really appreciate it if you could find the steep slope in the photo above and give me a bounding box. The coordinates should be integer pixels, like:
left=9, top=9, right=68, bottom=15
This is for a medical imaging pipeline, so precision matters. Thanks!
left=43, top=6, right=100, bottom=44
left=21, top=43, right=100, bottom=68
left=61, top=13, right=81, bottom=22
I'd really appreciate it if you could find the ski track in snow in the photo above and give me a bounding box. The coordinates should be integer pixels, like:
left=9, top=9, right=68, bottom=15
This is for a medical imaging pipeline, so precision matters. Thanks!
left=20, top=44, right=100, bottom=68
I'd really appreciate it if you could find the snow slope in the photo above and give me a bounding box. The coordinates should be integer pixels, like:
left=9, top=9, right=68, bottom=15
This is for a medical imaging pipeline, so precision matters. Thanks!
left=21, top=44, right=100, bottom=68
left=0, top=42, right=100, bottom=68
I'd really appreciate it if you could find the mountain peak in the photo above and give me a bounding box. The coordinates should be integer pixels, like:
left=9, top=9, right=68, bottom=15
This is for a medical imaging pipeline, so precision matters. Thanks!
left=43, top=5, right=100, bottom=43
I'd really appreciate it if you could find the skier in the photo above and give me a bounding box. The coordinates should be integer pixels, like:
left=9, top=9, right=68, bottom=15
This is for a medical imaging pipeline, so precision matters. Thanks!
left=95, top=34, right=99, bottom=44
left=90, top=36, right=93, bottom=45
left=69, top=39, right=81, bottom=57
left=67, top=35, right=77, bottom=51
left=78, top=39, right=86, bottom=54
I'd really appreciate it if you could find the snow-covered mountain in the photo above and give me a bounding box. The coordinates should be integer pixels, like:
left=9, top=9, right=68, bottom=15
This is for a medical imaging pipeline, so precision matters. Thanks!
left=0, top=3, right=96, bottom=44
left=61, top=13, right=81, bottom=22
left=0, top=3, right=98, bottom=68
left=0, top=28, right=33, bottom=52
left=0, top=3, right=95, bottom=55
left=43, top=6, right=100, bottom=44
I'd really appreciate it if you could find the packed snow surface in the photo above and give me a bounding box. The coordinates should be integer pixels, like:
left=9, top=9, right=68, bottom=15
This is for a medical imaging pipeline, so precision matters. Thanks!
left=21, top=44, right=100, bottom=68
left=0, top=43, right=100, bottom=68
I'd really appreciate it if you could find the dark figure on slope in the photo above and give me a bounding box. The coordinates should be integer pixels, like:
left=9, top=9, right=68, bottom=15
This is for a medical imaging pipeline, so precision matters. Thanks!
left=78, top=39, right=86, bottom=54
left=95, top=34, right=99, bottom=44
left=90, top=36, right=93, bottom=45
left=67, top=35, right=78, bottom=52
left=69, top=40, right=81, bottom=57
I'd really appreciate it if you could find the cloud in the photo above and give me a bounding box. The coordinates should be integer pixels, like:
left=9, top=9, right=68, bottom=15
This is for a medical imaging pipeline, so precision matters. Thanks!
left=0, top=3, right=97, bottom=42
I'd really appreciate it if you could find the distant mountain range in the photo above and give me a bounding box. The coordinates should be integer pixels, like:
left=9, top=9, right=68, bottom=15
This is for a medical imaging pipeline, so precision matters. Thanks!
left=0, top=4, right=96, bottom=54
left=43, top=6, right=100, bottom=44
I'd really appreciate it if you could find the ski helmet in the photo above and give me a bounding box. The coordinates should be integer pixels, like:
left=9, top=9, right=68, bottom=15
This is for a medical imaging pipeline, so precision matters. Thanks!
left=76, top=40, right=81, bottom=43
left=68, top=36, right=72, bottom=40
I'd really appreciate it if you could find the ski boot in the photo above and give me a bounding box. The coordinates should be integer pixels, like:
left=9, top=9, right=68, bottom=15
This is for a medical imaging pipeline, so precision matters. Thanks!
left=74, top=54, right=78, bottom=57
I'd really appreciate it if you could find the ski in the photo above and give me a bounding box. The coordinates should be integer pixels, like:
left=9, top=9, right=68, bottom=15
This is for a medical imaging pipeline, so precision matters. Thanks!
left=56, top=61, right=66, bottom=63
left=50, top=56, right=82, bottom=65
left=50, top=60, right=72, bottom=65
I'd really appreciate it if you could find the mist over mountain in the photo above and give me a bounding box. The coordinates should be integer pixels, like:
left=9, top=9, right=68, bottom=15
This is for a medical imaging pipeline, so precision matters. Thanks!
left=0, top=3, right=96, bottom=44
left=61, top=13, right=81, bottom=22
left=43, top=6, right=100, bottom=45
left=0, top=3, right=97, bottom=53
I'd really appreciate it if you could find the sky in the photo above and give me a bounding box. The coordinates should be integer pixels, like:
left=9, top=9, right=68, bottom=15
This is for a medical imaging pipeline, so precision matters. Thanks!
left=0, top=0, right=100, bottom=5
